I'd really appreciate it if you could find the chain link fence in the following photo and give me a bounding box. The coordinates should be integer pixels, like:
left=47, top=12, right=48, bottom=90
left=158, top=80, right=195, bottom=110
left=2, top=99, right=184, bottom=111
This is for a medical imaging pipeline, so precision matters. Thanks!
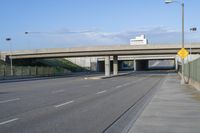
left=0, top=65, right=70, bottom=80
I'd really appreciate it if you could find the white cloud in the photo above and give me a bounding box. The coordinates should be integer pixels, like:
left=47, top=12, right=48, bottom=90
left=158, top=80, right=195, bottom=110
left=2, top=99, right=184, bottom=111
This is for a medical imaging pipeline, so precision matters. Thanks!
left=58, top=27, right=180, bottom=45
left=3, top=27, right=199, bottom=50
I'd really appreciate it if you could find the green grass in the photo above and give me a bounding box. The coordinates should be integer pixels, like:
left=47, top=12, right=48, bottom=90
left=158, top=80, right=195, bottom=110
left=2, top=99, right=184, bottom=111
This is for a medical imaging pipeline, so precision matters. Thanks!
left=34, top=59, right=85, bottom=72
left=1, top=58, right=85, bottom=72
left=0, top=60, right=6, bottom=65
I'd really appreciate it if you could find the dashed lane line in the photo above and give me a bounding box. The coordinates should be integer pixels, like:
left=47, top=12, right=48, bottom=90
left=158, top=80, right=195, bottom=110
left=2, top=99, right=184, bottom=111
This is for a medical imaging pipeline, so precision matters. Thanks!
left=54, top=100, right=74, bottom=108
left=0, top=118, right=19, bottom=126
left=0, top=98, right=20, bottom=104
left=96, top=90, right=107, bottom=94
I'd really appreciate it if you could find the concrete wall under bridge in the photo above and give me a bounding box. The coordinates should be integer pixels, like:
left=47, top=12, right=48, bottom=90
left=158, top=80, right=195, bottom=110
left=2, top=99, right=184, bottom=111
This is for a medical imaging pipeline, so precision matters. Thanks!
left=134, top=59, right=176, bottom=71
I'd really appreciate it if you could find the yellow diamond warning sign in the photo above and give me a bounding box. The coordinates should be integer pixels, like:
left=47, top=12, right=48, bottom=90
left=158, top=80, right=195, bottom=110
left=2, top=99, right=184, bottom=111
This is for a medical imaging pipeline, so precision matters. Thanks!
left=177, top=48, right=189, bottom=59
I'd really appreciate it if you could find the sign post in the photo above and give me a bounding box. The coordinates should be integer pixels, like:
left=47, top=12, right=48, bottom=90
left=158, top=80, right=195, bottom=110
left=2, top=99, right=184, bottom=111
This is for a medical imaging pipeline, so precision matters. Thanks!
left=177, top=48, right=189, bottom=84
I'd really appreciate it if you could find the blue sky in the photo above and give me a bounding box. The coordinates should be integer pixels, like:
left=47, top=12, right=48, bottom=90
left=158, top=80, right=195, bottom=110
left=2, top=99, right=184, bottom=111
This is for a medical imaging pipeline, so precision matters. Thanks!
left=0, top=0, right=200, bottom=50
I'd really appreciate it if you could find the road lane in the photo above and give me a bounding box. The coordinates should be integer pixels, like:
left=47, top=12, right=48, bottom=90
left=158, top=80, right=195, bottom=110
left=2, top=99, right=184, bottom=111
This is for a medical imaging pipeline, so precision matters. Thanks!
left=0, top=73, right=148, bottom=119
left=0, top=73, right=166, bottom=133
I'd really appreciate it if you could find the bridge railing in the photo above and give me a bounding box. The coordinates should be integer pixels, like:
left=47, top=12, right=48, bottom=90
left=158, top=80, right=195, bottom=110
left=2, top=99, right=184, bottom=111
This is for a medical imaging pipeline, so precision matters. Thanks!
left=0, top=65, right=70, bottom=80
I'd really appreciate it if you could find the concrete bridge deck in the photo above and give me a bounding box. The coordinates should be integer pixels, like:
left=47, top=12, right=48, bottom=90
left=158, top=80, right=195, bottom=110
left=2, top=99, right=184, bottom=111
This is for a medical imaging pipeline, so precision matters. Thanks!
left=1, top=44, right=199, bottom=76
left=1, top=44, right=200, bottom=60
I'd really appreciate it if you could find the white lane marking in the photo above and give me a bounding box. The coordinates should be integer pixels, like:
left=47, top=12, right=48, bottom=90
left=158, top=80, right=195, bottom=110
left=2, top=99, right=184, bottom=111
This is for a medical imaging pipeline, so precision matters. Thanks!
left=115, top=85, right=122, bottom=89
left=0, top=118, right=18, bottom=125
left=52, top=90, right=65, bottom=94
left=54, top=100, right=74, bottom=108
left=0, top=98, right=20, bottom=104
left=96, top=90, right=107, bottom=94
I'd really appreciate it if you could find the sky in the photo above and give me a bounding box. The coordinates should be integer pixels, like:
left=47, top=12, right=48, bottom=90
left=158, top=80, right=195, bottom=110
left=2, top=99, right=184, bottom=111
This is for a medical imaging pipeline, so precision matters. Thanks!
left=0, top=0, right=200, bottom=51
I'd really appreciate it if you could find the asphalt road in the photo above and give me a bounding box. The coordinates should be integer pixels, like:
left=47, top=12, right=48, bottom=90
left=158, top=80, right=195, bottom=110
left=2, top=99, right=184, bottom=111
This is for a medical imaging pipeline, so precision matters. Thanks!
left=0, top=72, right=166, bottom=133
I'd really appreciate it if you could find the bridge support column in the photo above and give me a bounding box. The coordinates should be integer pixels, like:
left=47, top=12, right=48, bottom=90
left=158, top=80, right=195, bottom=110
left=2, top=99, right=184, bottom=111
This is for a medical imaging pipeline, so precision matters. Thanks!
left=134, top=60, right=137, bottom=71
left=113, top=55, right=118, bottom=75
left=175, top=57, right=178, bottom=71
left=105, top=56, right=110, bottom=76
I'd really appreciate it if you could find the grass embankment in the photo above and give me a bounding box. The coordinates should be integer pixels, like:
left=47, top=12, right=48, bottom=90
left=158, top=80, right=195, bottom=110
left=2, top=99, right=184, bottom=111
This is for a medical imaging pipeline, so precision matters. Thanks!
left=2, top=58, right=85, bottom=72
left=0, top=60, right=6, bottom=65
left=33, top=59, right=85, bottom=72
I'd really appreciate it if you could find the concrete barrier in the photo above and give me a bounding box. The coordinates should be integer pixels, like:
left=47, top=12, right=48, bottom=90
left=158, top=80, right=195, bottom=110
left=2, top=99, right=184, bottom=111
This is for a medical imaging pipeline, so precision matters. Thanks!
left=178, top=56, right=200, bottom=91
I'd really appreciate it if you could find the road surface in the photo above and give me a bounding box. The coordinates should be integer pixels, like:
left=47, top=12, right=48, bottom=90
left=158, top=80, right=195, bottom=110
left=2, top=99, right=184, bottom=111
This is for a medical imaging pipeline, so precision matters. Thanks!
left=0, top=73, right=166, bottom=133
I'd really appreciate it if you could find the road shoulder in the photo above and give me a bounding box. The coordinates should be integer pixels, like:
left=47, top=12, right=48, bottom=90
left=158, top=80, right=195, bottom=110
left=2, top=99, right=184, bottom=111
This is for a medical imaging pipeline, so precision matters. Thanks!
left=128, top=73, right=200, bottom=133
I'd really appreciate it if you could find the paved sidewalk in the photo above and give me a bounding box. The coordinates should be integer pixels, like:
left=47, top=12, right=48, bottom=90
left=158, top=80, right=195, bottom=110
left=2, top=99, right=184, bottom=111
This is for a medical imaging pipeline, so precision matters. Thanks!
left=129, top=74, right=200, bottom=133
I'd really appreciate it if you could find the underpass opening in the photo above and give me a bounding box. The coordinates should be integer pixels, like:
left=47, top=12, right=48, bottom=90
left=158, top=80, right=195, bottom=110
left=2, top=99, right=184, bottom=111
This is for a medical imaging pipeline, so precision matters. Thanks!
left=135, top=59, right=176, bottom=71
left=97, top=58, right=175, bottom=72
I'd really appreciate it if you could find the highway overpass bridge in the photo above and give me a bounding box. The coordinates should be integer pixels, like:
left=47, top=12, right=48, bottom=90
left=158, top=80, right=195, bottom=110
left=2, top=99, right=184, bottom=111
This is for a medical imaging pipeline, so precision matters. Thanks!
left=1, top=44, right=200, bottom=76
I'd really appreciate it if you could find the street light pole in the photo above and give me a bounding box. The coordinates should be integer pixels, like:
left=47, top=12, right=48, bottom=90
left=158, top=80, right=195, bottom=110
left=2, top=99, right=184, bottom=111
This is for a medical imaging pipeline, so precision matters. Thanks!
left=181, top=1, right=185, bottom=84
left=5, top=38, right=13, bottom=76
left=165, top=0, right=185, bottom=84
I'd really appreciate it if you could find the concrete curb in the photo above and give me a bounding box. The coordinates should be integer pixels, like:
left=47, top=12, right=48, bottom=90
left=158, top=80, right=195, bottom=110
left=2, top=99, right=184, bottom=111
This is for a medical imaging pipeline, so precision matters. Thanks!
left=84, top=71, right=135, bottom=80
left=178, top=72, right=200, bottom=91
left=0, top=72, right=102, bottom=83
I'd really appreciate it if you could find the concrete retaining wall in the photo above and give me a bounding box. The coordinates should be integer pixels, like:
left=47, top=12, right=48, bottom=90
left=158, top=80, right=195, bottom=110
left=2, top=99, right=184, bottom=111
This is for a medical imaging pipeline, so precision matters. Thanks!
left=178, top=56, right=200, bottom=91
left=188, top=78, right=200, bottom=91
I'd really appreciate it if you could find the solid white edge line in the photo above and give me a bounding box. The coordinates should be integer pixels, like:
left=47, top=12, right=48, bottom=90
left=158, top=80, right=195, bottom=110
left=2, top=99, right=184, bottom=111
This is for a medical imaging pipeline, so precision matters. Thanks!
left=0, top=98, right=20, bottom=104
left=96, top=90, right=107, bottom=94
left=54, top=100, right=74, bottom=108
left=0, top=118, right=18, bottom=125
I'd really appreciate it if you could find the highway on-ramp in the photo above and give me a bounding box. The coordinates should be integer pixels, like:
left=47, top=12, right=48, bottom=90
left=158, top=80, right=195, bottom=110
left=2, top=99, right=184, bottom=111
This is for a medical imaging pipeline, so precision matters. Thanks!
left=0, top=73, right=166, bottom=133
